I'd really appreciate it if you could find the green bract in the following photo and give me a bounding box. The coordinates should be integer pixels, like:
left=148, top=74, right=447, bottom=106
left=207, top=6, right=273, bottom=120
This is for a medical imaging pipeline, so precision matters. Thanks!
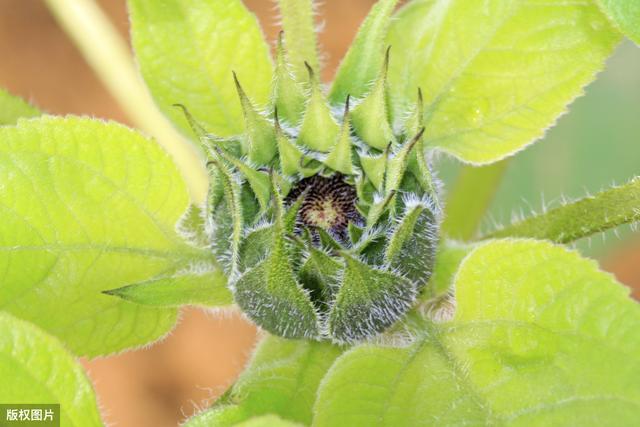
left=192, top=43, right=442, bottom=343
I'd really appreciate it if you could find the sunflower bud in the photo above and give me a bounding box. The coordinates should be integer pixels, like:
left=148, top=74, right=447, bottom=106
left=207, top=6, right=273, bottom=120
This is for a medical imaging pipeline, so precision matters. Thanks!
left=189, top=41, right=442, bottom=344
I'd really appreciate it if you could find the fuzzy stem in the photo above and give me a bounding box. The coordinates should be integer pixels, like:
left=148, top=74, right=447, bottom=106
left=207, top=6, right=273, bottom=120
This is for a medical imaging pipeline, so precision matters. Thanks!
left=442, top=160, right=510, bottom=240
left=44, top=0, right=208, bottom=204
left=485, top=176, right=640, bottom=243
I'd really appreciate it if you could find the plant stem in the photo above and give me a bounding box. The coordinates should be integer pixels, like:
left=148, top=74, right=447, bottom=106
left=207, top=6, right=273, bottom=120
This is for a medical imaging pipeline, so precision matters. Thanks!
left=442, top=160, right=510, bottom=241
left=44, top=0, right=208, bottom=204
left=484, top=176, right=640, bottom=243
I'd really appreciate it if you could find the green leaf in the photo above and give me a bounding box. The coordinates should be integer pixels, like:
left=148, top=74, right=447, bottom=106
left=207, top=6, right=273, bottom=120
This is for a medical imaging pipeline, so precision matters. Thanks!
left=314, top=239, right=640, bottom=426
left=596, top=0, right=640, bottom=45
left=103, top=263, right=230, bottom=307
left=231, top=336, right=343, bottom=423
left=486, top=177, right=640, bottom=243
left=387, top=0, right=620, bottom=164
left=129, top=0, right=273, bottom=137
left=422, top=240, right=473, bottom=299
left=0, top=116, right=210, bottom=356
left=442, top=160, right=510, bottom=240
left=235, top=415, right=303, bottom=427
left=184, top=406, right=246, bottom=427
left=330, top=0, right=399, bottom=104
left=0, top=89, right=40, bottom=125
left=277, top=0, right=320, bottom=83
left=186, top=336, right=342, bottom=426
left=0, top=312, right=102, bottom=426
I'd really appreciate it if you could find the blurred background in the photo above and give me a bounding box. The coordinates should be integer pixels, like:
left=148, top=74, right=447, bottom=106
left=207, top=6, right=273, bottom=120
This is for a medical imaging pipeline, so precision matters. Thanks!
left=0, top=1, right=638, bottom=426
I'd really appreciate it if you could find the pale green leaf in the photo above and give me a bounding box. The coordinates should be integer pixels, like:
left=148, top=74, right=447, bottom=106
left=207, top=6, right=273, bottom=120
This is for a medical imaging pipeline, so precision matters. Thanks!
left=129, top=0, right=273, bottom=137
left=104, top=263, right=230, bottom=307
left=314, top=239, right=640, bottom=426
left=387, top=0, right=620, bottom=163
left=330, top=0, right=399, bottom=103
left=442, top=160, right=510, bottom=240
left=0, top=116, right=212, bottom=356
left=186, top=411, right=302, bottom=427
left=422, top=240, right=473, bottom=299
left=0, top=89, right=40, bottom=125
left=186, top=336, right=342, bottom=426
left=278, top=0, right=320, bottom=82
left=0, top=312, right=102, bottom=426
left=487, top=176, right=640, bottom=243
left=596, top=0, right=640, bottom=45
left=234, top=415, right=303, bottom=427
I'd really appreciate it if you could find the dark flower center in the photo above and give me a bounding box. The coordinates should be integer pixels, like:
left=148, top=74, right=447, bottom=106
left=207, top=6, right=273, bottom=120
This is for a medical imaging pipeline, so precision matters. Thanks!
left=285, top=174, right=363, bottom=241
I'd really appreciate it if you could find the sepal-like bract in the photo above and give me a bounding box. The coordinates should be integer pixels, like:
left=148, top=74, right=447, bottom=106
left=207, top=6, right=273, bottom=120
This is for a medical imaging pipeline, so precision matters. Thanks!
left=328, top=253, right=416, bottom=343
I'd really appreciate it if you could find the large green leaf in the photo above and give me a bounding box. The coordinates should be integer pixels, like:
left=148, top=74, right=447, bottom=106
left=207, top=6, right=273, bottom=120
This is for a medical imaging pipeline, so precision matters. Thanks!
left=185, top=336, right=342, bottom=426
left=129, top=0, right=273, bottom=137
left=0, top=116, right=216, bottom=356
left=0, top=312, right=102, bottom=426
left=442, top=160, right=509, bottom=240
left=596, top=0, right=640, bottom=45
left=0, top=89, right=40, bottom=125
left=329, top=0, right=399, bottom=104
left=387, top=0, right=620, bottom=164
left=314, top=239, right=640, bottom=426
left=186, top=412, right=302, bottom=427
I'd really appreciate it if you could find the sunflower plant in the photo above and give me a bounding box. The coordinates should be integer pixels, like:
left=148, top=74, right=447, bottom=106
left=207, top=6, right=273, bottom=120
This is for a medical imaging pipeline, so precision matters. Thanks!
left=1, top=0, right=639, bottom=426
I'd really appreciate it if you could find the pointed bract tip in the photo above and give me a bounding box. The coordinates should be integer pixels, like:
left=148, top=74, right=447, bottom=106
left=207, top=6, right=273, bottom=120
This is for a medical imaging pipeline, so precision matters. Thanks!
left=276, top=31, right=286, bottom=56
left=404, top=127, right=426, bottom=152
left=382, top=45, right=391, bottom=75
left=304, top=61, right=316, bottom=80
left=232, top=71, right=245, bottom=95
left=344, top=95, right=351, bottom=117
left=274, top=106, right=281, bottom=127
left=171, top=102, right=210, bottom=141
left=414, top=126, right=426, bottom=141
